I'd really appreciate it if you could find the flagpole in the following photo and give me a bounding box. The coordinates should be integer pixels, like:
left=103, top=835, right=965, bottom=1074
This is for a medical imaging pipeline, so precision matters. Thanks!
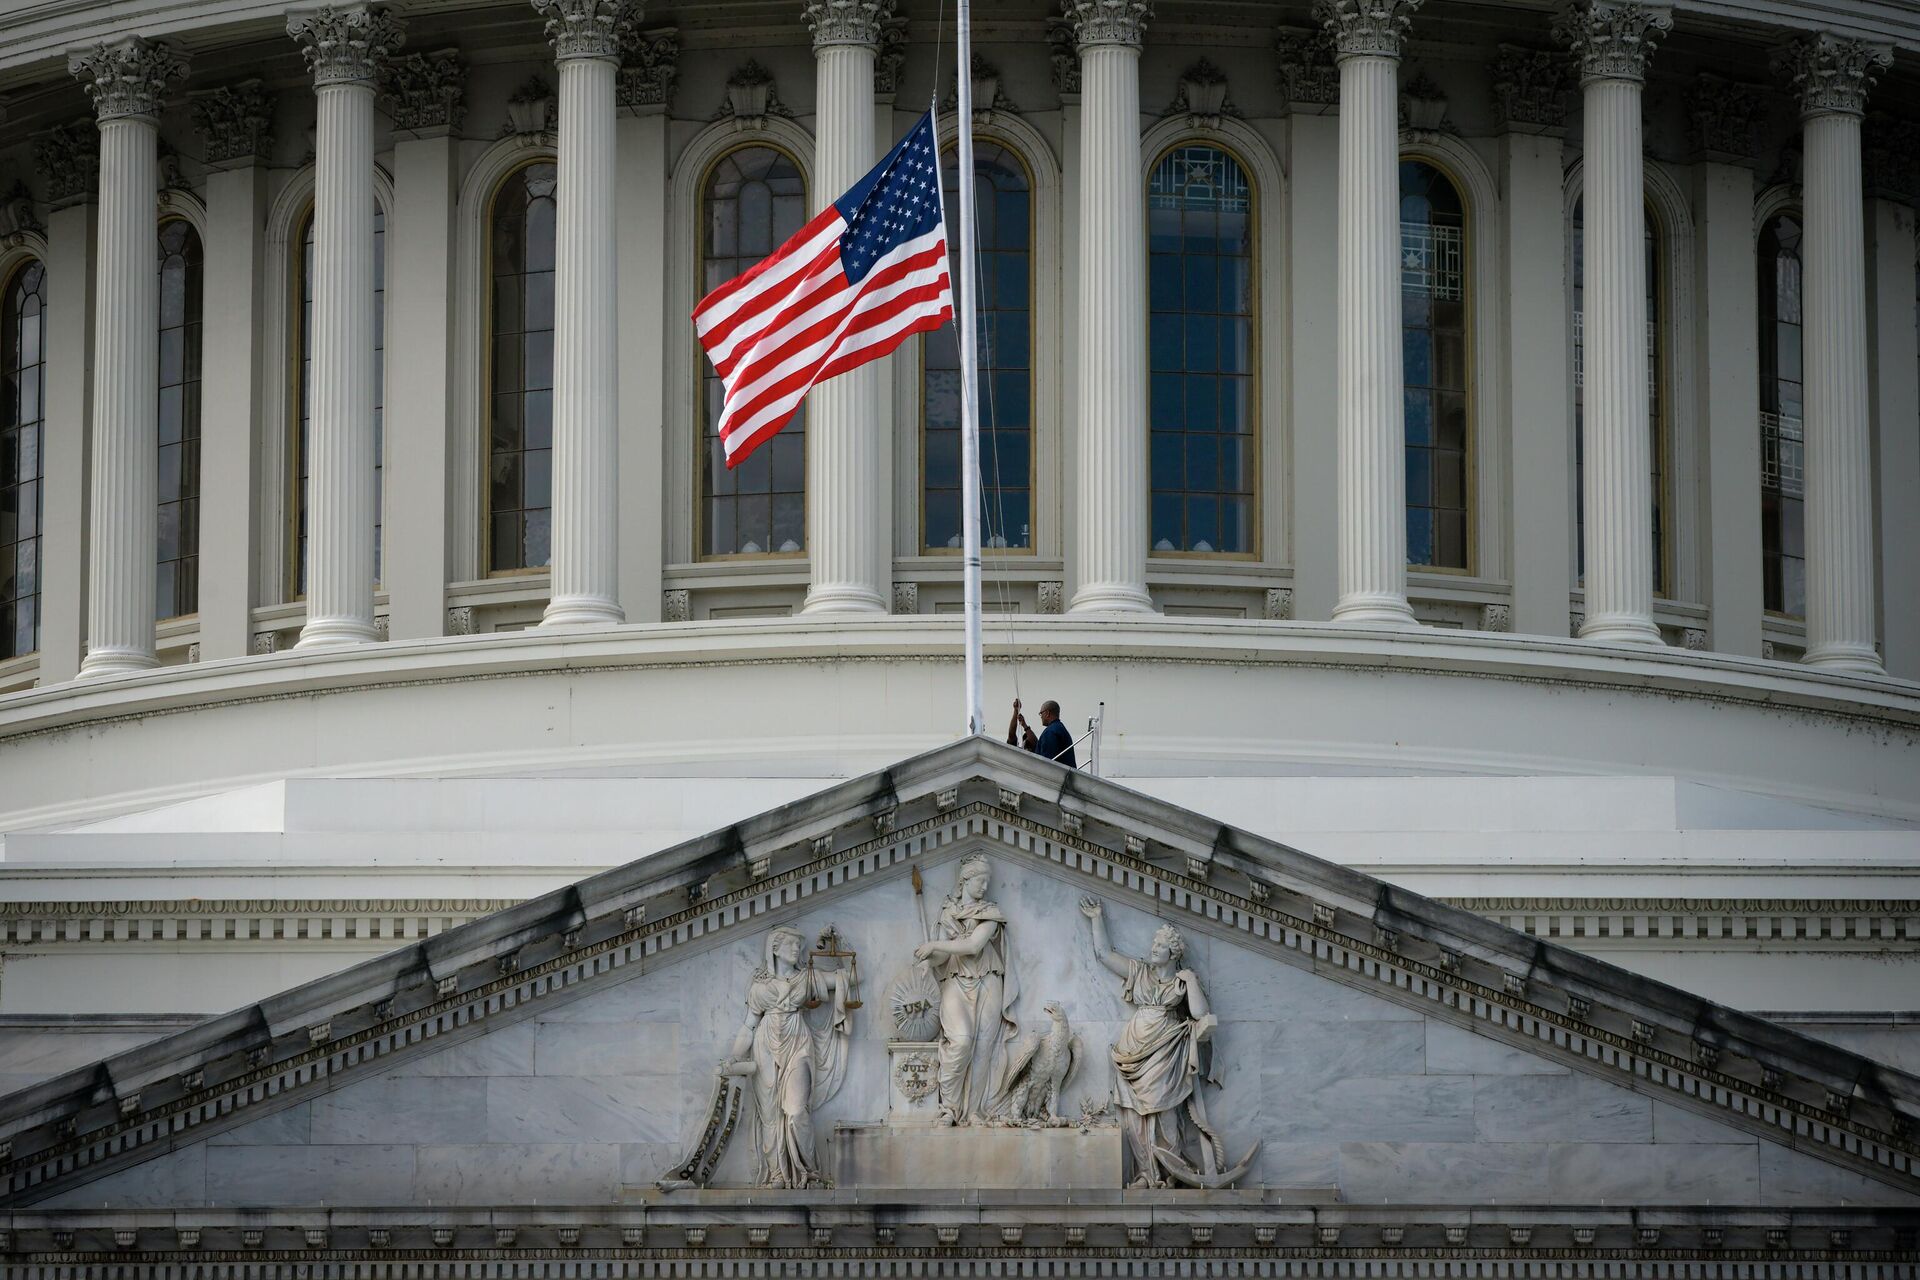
left=953, top=0, right=986, bottom=736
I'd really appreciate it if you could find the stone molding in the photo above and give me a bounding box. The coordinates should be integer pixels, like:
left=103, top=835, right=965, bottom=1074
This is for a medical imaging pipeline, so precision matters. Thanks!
left=1046, top=22, right=1081, bottom=94
left=1, top=1206, right=1911, bottom=1270
left=1060, top=0, right=1151, bottom=54
left=1551, top=0, right=1671, bottom=85
left=1864, top=113, right=1920, bottom=204
left=502, top=74, right=556, bottom=144
left=1487, top=43, right=1574, bottom=132
left=713, top=60, right=794, bottom=128
left=1274, top=25, right=1341, bottom=106
left=941, top=52, right=1020, bottom=124
left=1457, top=898, right=1920, bottom=947
left=617, top=27, right=678, bottom=112
left=67, top=37, right=189, bottom=124
left=380, top=47, right=466, bottom=133
left=1, top=741, right=1913, bottom=1204
left=534, top=0, right=638, bottom=63
left=33, top=121, right=98, bottom=207
left=1315, top=0, right=1423, bottom=62
left=190, top=80, right=275, bottom=165
left=287, top=5, right=406, bottom=88
left=802, top=0, right=899, bottom=51
left=1688, top=73, right=1766, bottom=161
left=1772, top=31, right=1893, bottom=120
left=0, top=182, right=39, bottom=239
left=1167, top=57, right=1238, bottom=129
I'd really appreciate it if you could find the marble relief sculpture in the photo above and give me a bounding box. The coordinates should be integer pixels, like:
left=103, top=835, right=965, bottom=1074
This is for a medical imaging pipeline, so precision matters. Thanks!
left=663, top=925, right=856, bottom=1189
left=1080, top=896, right=1259, bottom=1188
left=986, top=1000, right=1083, bottom=1126
left=913, top=855, right=1023, bottom=1125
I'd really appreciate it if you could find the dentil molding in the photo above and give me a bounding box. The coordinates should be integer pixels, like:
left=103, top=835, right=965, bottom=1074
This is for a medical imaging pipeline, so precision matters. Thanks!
left=1551, top=1, right=1672, bottom=85
left=287, top=5, right=406, bottom=88
left=66, top=37, right=188, bottom=124
left=1772, top=31, right=1893, bottom=119
left=1315, top=0, right=1424, bottom=61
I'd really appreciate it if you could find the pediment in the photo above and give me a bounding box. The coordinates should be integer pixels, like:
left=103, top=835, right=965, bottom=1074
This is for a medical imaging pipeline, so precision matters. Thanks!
left=3, top=739, right=1917, bottom=1223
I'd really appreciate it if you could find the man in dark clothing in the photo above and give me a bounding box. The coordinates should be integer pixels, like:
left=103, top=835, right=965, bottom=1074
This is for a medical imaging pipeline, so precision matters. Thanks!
left=1007, top=698, right=1077, bottom=769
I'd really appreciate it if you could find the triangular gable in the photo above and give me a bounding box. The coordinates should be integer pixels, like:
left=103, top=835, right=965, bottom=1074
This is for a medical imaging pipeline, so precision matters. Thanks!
left=3, top=738, right=1916, bottom=1209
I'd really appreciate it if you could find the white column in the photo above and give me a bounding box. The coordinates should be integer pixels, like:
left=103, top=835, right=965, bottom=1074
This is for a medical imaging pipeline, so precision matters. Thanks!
left=1320, top=0, right=1420, bottom=626
left=193, top=84, right=275, bottom=661
left=68, top=38, right=188, bottom=678
left=799, top=0, right=893, bottom=615
left=288, top=6, right=404, bottom=649
left=1064, top=0, right=1152, bottom=614
left=536, top=0, right=629, bottom=627
left=37, top=200, right=97, bottom=684
left=1776, top=33, right=1892, bottom=673
left=1556, top=0, right=1669, bottom=645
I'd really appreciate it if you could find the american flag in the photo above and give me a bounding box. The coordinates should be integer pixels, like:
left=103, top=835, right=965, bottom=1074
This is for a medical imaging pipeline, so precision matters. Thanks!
left=695, top=111, right=954, bottom=469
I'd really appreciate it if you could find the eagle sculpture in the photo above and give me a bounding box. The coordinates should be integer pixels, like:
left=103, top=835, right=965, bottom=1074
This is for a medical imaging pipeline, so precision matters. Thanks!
left=989, top=1000, right=1082, bottom=1126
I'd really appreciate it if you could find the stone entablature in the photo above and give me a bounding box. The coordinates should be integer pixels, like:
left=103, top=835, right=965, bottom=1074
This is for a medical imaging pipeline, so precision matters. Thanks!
left=1, top=741, right=1913, bottom=1206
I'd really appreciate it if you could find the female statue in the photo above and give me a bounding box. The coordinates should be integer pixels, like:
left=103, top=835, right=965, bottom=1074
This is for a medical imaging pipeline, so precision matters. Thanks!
left=912, top=854, right=1022, bottom=1125
left=1079, top=896, right=1256, bottom=1188
left=714, top=925, right=854, bottom=1188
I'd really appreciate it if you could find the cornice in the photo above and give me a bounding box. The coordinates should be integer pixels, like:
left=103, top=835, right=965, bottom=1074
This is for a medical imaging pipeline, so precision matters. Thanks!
left=1, top=743, right=1914, bottom=1206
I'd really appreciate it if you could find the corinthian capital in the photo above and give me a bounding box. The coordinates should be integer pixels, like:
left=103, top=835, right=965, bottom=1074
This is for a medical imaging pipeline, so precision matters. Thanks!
left=533, top=0, right=639, bottom=62
left=1551, top=1, right=1671, bottom=85
left=1060, top=0, right=1152, bottom=53
left=191, top=80, right=276, bottom=164
left=1772, top=31, right=1893, bottom=119
left=802, top=0, right=899, bottom=50
left=1315, top=0, right=1423, bottom=61
left=287, top=6, right=406, bottom=88
left=67, top=36, right=190, bottom=123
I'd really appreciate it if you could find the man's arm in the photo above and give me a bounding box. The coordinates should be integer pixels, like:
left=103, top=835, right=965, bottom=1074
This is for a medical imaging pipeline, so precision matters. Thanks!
left=1006, top=700, right=1029, bottom=748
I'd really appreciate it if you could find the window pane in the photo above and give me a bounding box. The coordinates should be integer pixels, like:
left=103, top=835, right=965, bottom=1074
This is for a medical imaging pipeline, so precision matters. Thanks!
left=1758, top=212, right=1805, bottom=616
left=1400, top=161, right=1469, bottom=569
left=156, top=222, right=202, bottom=617
left=922, top=142, right=1032, bottom=552
left=2, top=261, right=46, bottom=656
left=702, top=146, right=808, bottom=556
left=487, top=163, right=559, bottom=570
left=1146, top=144, right=1257, bottom=554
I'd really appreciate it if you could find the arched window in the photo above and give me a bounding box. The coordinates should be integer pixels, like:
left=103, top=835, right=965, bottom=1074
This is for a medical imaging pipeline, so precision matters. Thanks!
left=1571, top=200, right=1666, bottom=594
left=486, top=161, right=557, bottom=573
left=157, top=219, right=203, bottom=619
left=1, top=259, right=46, bottom=659
left=700, top=146, right=806, bottom=557
left=293, top=203, right=386, bottom=595
left=924, top=141, right=1032, bottom=552
left=1148, top=143, right=1255, bottom=555
left=1400, top=160, right=1469, bottom=570
left=1758, top=211, right=1804, bottom=618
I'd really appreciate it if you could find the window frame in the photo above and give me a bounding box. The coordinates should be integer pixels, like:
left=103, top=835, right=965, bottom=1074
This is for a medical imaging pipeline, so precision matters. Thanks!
left=1398, top=153, right=1476, bottom=577
left=919, top=134, right=1037, bottom=557
left=1757, top=204, right=1806, bottom=621
left=155, top=214, right=204, bottom=621
left=0, top=254, right=48, bottom=661
left=1144, top=136, right=1262, bottom=562
left=481, top=157, right=560, bottom=578
left=692, top=140, right=811, bottom=563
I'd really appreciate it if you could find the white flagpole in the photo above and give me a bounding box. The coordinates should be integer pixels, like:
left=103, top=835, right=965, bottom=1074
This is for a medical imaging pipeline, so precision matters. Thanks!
left=953, top=0, right=986, bottom=736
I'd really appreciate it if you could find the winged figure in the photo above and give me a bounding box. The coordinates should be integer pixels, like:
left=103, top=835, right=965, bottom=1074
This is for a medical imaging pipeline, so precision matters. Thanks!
left=987, top=1000, right=1082, bottom=1126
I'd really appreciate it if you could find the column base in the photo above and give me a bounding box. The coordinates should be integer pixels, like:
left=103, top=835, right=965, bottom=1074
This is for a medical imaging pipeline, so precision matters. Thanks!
left=1578, top=612, right=1663, bottom=645
left=295, top=616, right=380, bottom=649
left=1803, top=640, right=1884, bottom=674
left=1067, top=582, right=1155, bottom=614
left=541, top=595, right=626, bottom=628
left=1331, top=592, right=1419, bottom=627
left=77, top=647, right=160, bottom=679
left=801, top=584, right=888, bottom=615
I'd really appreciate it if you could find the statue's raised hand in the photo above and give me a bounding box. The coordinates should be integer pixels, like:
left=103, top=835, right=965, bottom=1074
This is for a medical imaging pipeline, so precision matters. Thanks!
left=1078, top=896, right=1104, bottom=919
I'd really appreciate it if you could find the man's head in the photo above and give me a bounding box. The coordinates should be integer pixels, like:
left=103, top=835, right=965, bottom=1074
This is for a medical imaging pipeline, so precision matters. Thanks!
left=1039, top=700, right=1060, bottom=725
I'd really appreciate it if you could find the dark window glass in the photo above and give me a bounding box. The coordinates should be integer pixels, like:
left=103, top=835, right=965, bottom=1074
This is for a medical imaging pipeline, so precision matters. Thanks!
left=1, top=259, right=46, bottom=659
left=1400, top=161, right=1469, bottom=569
left=1572, top=201, right=1666, bottom=594
left=701, top=147, right=807, bottom=556
left=487, top=162, right=557, bottom=572
left=924, top=141, right=1032, bottom=552
left=157, top=220, right=203, bottom=619
left=295, top=204, right=385, bottom=596
left=1759, top=212, right=1805, bottom=617
left=1147, top=145, right=1255, bottom=555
